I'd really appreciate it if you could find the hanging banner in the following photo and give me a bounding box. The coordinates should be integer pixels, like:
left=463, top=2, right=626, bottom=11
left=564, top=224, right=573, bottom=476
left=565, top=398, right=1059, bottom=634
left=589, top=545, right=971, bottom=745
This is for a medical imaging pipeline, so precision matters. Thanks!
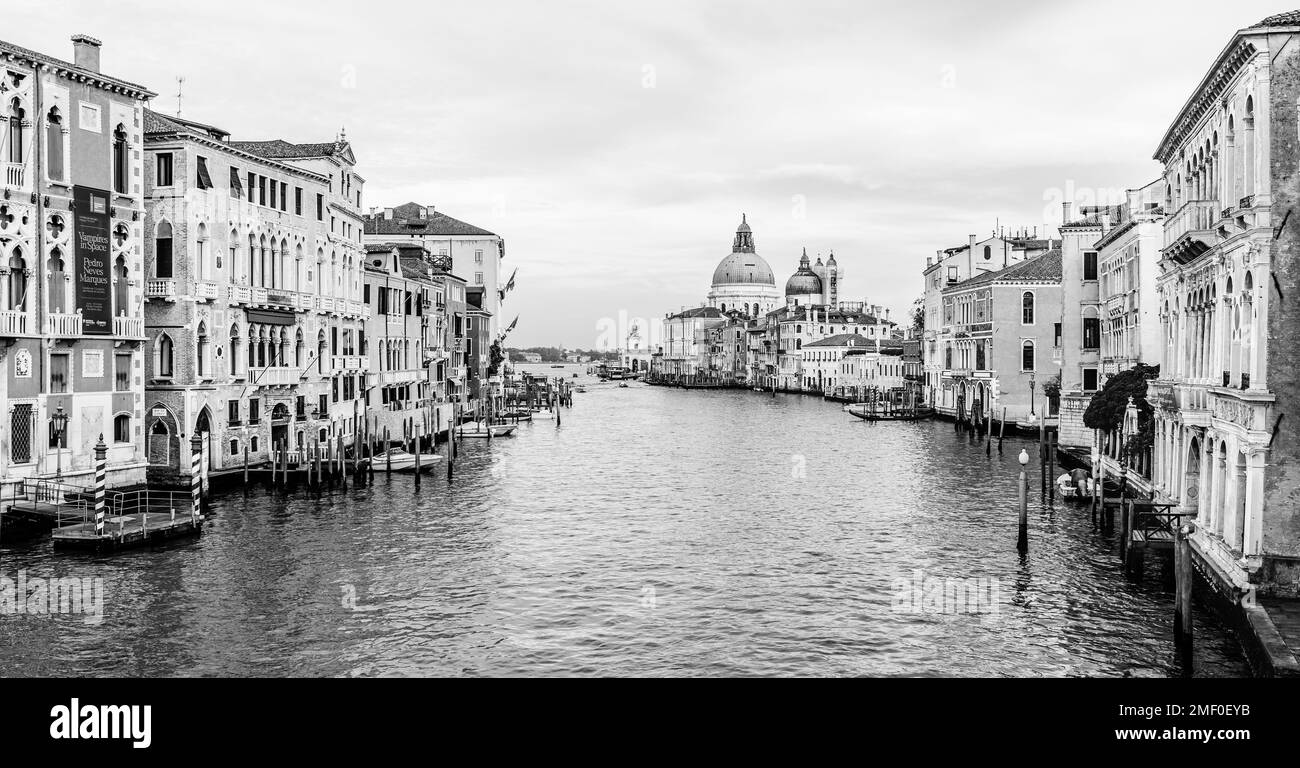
left=73, top=185, right=113, bottom=335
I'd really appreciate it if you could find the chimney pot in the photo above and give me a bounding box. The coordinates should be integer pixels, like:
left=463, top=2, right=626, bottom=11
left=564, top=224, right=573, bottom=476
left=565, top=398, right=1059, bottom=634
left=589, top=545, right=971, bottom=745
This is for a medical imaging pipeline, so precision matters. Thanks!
left=71, top=34, right=102, bottom=73
left=1062, top=201, right=1073, bottom=223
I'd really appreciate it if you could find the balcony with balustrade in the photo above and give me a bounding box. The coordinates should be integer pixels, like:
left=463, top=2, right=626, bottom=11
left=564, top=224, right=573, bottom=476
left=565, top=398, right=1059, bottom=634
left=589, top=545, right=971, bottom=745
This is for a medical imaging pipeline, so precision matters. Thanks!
left=45, top=312, right=81, bottom=337
left=113, top=315, right=145, bottom=338
left=194, top=282, right=219, bottom=301
left=146, top=279, right=177, bottom=299
left=247, top=366, right=303, bottom=387
left=3, top=162, right=25, bottom=189
left=1163, top=200, right=1217, bottom=264
left=0, top=309, right=29, bottom=336
left=331, top=355, right=369, bottom=373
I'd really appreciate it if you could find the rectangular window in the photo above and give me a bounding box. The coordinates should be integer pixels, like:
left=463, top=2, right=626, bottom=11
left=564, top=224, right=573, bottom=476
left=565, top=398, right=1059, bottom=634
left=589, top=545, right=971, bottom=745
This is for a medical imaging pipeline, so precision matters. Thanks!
left=50, top=353, right=70, bottom=393
left=363, top=284, right=371, bottom=303
left=1053, top=323, right=1062, bottom=347
left=1083, top=317, right=1100, bottom=349
left=247, top=172, right=256, bottom=201
left=155, top=237, right=173, bottom=278
left=296, top=395, right=306, bottom=419
left=474, top=272, right=483, bottom=285
left=228, top=399, right=240, bottom=426
left=318, top=394, right=328, bottom=416
left=475, top=249, right=483, bottom=264
left=1021, top=343, right=1035, bottom=372
left=115, top=354, right=132, bottom=391
left=195, top=155, right=213, bottom=190
left=258, top=176, right=266, bottom=206
left=230, top=167, right=244, bottom=198
left=947, top=266, right=958, bottom=283
left=1083, top=368, right=1099, bottom=392
left=249, top=398, right=261, bottom=425
left=1083, top=251, right=1098, bottom=281
left=156, top=153, right=174, bottom=186
left=316, top=194, right=324, bottom=221
left=269, top=178, right=277, bottom=208
left=229, top=439, right=239, bottom=457
left=280, top=181, right=287, bottom=211
left=295, top=187, right=303, bottom=215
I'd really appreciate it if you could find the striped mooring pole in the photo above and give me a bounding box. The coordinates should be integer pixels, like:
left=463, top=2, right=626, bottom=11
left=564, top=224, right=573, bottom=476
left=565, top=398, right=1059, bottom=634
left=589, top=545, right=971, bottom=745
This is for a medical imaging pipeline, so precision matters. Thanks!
left=190, top=433, right=203, bottom=518
left=93, top=435, right=108, bottom=535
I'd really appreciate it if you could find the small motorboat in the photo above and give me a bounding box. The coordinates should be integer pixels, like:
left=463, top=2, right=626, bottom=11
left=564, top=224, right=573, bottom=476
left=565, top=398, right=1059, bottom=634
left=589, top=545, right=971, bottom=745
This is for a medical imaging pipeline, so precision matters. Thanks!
left=502, top=409, right=532, bottom=421
left=459, top=422, right=518, bottom=438
left=618, top=383, right=629, bottom=388
left=576, top=387, right=587, bottom=393
left=372, top=447, right=440, bottom=472
left=533, top=409, right=557, bottom=419
left=572, top=373, right=579, bottom=378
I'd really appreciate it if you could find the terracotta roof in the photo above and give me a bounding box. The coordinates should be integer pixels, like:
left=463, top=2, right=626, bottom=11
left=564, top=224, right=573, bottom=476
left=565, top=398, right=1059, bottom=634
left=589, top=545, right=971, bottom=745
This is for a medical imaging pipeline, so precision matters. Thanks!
left=805, top=333, right=873, bottom=348
left=142, top=109, right=230, bottom=140
left=0, top=37, right=156, bottom=97
left=227, top=139, right=348, bottom=159
left=668, top=306, right=725, bottom=320
left=1255, top=10, right=1300, bottom=26
left=945, top=248, right=1062, bottom=291
left=363, top=202, right=497, bottom=238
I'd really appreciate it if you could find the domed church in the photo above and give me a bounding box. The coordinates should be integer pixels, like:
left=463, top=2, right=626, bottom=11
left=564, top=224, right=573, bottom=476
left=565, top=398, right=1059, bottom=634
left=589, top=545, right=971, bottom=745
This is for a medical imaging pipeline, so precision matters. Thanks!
left=708, top=215, right=781, bottom=318
left=784, top=248, right=839, bottom=308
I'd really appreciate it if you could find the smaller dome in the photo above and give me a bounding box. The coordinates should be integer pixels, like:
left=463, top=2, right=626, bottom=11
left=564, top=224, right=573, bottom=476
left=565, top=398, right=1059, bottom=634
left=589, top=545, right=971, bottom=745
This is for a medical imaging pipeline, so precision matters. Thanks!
left=785, top=247, right=823, bottom=296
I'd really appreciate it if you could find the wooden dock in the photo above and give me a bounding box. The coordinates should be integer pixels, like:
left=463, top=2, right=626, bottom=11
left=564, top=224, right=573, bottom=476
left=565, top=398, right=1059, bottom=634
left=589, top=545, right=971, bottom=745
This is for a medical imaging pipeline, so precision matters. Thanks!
left=53, top=512, right=204, bottom=552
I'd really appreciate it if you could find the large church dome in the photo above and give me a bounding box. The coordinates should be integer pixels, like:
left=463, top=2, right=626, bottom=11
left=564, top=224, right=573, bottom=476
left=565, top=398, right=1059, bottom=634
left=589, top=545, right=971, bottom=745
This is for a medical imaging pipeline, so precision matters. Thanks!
left=712, top=215, right=776, bottom=287
left=785, top=248, right=823, bottom=295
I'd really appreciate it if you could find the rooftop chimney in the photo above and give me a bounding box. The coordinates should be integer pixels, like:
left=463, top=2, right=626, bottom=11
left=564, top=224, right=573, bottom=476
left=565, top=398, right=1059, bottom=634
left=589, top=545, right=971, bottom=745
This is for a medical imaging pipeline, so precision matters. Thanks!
left=424, top=206, right=434, bottom=218
left=1100, top=210, right=1112, bottom=234
left=369, top=206, right=377, bottom=217
left=1062, top=201, right=1073, bottom=224
left=71, top=34, right=102, bottom=73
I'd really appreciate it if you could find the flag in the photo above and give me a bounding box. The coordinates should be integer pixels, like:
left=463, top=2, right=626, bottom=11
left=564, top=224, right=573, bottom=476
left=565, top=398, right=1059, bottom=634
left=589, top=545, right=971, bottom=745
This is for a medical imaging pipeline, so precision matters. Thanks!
left=504, top=268, right=517, bottom=293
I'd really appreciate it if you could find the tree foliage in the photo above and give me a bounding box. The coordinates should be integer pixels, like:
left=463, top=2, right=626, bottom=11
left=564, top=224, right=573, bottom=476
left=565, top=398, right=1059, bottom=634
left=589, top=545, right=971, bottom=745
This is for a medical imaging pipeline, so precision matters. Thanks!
left=1082, top=363, right=1160, bottom=430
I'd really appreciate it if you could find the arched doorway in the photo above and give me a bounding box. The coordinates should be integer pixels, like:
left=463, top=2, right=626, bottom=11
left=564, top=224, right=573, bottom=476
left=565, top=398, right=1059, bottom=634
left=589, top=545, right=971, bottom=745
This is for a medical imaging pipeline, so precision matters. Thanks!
left=1183, top=434, right=1202, bottom=515
left=148, top=419, right=170, bottom=466
left=1234, top=451, right=1248, bottom=555
left=195, top=407, right=213, bottom=471
left=271, top=402, right=291, bottom=455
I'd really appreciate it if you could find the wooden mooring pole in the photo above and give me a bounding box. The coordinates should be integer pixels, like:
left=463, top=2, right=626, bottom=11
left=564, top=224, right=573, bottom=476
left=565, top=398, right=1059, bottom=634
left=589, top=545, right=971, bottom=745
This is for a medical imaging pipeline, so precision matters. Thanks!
left=1174, top=522, right=1195, bottom=652
left=998, top=407, right=1006, bottom=454
left=1017, top=448, right=1029, bottom=552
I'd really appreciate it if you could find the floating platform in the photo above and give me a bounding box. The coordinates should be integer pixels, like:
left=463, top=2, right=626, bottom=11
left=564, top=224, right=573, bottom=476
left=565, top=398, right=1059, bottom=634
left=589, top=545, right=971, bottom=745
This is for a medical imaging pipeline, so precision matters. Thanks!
left=52, top=512, right=204, bottom=552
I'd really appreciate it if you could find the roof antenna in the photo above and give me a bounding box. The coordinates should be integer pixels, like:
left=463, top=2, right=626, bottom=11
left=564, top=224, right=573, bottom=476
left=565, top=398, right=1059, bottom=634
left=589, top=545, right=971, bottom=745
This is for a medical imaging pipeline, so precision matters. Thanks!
left=175, top=76, right=184, bottom=117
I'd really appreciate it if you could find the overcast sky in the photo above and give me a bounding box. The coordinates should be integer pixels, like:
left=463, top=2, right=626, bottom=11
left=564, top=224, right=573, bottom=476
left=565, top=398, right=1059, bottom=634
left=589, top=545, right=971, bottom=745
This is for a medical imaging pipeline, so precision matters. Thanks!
left=13, top=1, right=1291, bottom=346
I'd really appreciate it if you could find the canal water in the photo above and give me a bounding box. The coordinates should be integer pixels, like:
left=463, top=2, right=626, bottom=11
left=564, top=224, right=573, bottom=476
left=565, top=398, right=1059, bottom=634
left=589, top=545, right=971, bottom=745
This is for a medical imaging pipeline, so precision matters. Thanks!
left=0, top=370, right=1249, bottom=676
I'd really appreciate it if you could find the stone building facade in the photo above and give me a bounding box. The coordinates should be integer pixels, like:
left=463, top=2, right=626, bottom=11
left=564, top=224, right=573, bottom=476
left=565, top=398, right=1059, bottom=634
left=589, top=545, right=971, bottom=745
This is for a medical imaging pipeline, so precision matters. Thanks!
left=141, top=110, right=368, bottom=483
left=1149, top=11, right=1300, bottom=597
left=0, top=35, right=154, bottom=489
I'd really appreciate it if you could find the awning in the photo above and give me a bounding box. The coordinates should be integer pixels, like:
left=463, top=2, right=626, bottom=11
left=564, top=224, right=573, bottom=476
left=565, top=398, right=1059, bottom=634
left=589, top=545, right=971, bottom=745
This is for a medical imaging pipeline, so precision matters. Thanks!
left=246, top=308, right=295, bottom=326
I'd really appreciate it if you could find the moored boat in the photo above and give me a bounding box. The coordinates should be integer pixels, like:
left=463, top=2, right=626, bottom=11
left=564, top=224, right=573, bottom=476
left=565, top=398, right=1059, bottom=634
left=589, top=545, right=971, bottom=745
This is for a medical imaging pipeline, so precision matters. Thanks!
left=372, top=447, right=440, bottom=472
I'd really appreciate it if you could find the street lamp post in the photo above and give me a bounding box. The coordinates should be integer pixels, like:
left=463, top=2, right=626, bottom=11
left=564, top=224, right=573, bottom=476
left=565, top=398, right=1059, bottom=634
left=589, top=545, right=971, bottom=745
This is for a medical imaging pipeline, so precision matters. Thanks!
left=51, top=405, right=69, bottom=481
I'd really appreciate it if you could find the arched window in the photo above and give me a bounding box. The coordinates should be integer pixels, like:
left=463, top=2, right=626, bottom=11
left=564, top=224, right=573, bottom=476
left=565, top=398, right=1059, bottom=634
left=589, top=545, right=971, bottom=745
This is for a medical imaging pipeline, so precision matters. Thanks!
left=295, top=328, right=304, bottom=368
left=317, top=330, right=327, bottom=374
left=229, top=229, right=239, bottom=281
left=8, top=249, right=27, bottom=310
left=157, top=333, right=174, bottom=378
left=196, top=223, right=208, bottom=280
left=248, top=234, right=257, bottom=286
left=196, top=321, right=210, bottom=378
left=46, top=249, right=66, bottom=313
left=1021, top=291, right=1034, bottom=325
left=7, top=98, right=24, bottom=164
left=113, top=413, right=131, bottom=444
left=46, top=107, right=63, bottom=181
left=229, top=323, right=243, bottom=377
left=155, top=221, right=173, bottom=278
left=113, top=249, right=130, bottom=317
left=112, top=124, right=128, bottom=194
left=1021, top=341, right=1035, bottom=371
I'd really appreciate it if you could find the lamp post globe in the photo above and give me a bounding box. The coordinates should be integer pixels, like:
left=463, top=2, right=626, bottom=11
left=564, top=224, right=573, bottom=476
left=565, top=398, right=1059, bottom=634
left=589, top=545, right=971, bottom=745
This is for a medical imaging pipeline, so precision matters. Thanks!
left=1018, top=449, right=1030, bottom=466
